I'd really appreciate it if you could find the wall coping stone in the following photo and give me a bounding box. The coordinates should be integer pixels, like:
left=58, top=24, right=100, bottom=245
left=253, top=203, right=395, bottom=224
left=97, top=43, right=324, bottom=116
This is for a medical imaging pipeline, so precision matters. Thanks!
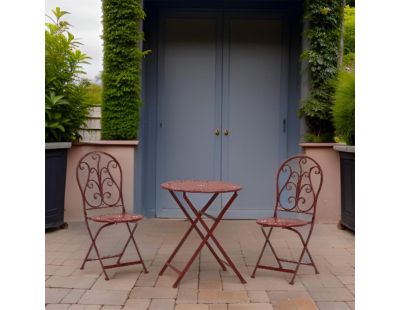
left=333, top=144, right=355, bottom=153
left=299, top=142, right=338, bottom=148
left=45, top=142, right=72, bottom=150
left=73, top=140, right=139, bottom=147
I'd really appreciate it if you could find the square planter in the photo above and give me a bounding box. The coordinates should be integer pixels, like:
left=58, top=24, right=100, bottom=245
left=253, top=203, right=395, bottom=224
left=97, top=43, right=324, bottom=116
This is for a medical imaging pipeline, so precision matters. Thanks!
left=45, top=142, right=72, bottom=229
left=334, top=145, right=355, bottom=231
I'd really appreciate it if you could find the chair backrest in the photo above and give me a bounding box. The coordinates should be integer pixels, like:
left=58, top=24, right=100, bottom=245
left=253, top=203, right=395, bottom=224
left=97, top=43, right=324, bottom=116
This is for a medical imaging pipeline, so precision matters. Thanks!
left=76, top=151, right=125, bottom=214
left=274, top=155, right=323, bottom=221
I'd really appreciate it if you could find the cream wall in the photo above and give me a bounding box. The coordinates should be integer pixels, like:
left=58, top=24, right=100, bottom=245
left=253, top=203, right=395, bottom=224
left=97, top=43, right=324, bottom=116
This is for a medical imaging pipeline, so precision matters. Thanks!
left=64, top=141, right=138, bottom=222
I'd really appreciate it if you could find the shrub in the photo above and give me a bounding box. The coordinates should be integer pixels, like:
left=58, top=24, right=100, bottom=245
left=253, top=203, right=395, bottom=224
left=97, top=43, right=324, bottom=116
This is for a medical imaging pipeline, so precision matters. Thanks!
left=45, top=7, right=92, bottom=142
left=332, top=5, right=355, bottom=145
left=101, top=0, right=149, bottom=140
left=332, top=69, right=355, bottom=145
left=85, top=83, right=102, bottom=106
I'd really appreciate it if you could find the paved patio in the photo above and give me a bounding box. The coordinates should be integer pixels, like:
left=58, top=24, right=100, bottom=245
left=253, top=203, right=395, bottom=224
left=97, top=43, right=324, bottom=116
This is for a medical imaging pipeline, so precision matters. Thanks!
left=46, top=219, right=354, bottom=310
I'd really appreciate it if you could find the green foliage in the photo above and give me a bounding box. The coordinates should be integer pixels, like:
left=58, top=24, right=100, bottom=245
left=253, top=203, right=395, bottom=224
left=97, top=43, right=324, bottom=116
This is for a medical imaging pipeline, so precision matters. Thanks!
left=45, top=7, right=92, bottom=142
left=101, top=0, right=149, bottom=140
left=346, top=0, right=355, bottom=8
left=299, top=0, right=344, bottom=142
left=343, top=5, right=355, bottom=56
left=85, top=83, right=102, bottom=106
left=333, top=70, right=355, bottom=145
left=332, top=5, right=355, bottom=145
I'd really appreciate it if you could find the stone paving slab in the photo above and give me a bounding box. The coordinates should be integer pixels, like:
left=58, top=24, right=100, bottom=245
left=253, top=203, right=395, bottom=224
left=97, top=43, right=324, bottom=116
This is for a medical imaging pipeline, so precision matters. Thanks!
left=45, top=220, right=355, bottom=309
left=78, top=290, right=129, bottom=305
left=45, top=288, right=71, bottom=304
left=46, top=275, right=97, bottom=289
left=198, top=290, right=249, bottom=304
left=130, top=287, right=178, bottom=299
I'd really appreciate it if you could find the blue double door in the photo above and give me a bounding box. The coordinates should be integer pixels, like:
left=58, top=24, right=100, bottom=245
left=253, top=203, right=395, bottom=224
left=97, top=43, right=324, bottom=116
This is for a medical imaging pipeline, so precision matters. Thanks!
left=155, top=10, right=288, bottom=218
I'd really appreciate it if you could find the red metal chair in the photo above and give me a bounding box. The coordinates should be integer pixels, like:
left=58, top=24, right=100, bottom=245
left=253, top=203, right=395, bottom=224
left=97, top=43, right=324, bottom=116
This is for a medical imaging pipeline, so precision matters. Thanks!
left=251, top=155, right=323, bottom=284
left=76, top=151, right=148, bottom=280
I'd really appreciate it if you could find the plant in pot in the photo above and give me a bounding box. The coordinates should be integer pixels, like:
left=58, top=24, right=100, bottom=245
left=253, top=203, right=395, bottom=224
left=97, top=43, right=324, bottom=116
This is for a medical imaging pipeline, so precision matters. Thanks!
left=332, top=4, right=355, bottom=231
left=45, top=7, right=92, bottom=229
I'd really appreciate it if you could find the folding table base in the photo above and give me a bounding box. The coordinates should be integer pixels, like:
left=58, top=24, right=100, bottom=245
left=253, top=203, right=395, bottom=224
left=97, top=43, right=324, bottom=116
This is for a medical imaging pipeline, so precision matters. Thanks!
left=159, top=190, right=246, bottom=288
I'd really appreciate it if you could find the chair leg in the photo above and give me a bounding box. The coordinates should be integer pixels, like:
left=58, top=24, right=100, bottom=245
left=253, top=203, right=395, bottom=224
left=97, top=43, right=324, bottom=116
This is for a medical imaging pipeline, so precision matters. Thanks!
left=251, top=227, right=281, bottom=278
left=123, top=222, right=149, bottom=273
left=81, top=220, right=148, bottom=279
left=287, top=226, right=318, bottom=284
left=251, top=225, right=318, bottom=285
left=81, top=222, right=113, bottom=280
left=116, top=223, right=138, bottom=264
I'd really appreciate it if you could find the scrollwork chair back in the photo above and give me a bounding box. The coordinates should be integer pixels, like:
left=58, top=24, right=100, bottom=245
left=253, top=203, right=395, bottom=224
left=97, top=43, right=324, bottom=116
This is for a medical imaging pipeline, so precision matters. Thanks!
left=274, top=155, right=323, bottom=222
left=76, top=151, right=125, bottom=216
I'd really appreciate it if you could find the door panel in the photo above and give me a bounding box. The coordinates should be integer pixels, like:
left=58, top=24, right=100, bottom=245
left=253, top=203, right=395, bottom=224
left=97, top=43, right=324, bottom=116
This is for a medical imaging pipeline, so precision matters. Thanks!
left=155, top=11, right=288, bottom=218
left=222, top=18, right=286, bottom=218
left=156, top=16, right=222, bottom=217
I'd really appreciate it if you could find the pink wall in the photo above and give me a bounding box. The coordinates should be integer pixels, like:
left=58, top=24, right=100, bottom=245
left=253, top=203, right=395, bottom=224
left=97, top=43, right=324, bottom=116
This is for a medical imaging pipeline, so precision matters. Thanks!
left=64, top=141, right=138, bottom=222
left=300, top=143, right=341, bottom=224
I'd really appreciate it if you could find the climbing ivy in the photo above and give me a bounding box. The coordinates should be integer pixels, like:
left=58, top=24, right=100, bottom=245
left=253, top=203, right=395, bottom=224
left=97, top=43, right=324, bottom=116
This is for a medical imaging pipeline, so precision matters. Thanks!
left=299, top=0, right=344, bottom=142
left=101, top=0, right=149, bottom=140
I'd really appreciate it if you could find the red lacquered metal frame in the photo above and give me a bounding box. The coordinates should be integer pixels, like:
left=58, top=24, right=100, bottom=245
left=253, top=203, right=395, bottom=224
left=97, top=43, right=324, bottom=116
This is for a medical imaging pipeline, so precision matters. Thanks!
left=76, top=151, right=148, bottom=280
left=251, top=155, right=323, bottom=284
left=159, top=180, right=246, bottom=288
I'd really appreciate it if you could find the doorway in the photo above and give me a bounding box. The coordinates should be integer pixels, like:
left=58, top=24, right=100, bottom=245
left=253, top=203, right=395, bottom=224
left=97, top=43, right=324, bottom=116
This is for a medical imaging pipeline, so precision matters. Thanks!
left=155, top=10, right=289, bottom=218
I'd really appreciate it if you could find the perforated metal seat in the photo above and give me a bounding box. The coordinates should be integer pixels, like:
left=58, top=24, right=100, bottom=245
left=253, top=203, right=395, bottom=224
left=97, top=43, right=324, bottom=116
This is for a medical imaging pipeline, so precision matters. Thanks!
left=89, top=214, right=144, bottom=223
left=256, top=217, right=311, bottom=228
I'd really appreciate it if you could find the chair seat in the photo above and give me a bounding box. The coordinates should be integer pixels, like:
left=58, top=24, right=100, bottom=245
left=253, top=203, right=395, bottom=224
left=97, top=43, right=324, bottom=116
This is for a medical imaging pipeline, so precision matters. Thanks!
left=90, top=213, right=144, bottom=223
left=256, top=217, right=310, bottom=228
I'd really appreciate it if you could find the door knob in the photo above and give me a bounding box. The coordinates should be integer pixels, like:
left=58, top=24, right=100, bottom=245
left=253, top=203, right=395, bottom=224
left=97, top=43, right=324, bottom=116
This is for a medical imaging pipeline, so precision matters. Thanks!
left=215, top=129, right=220, bottom=136
left=224, top=129, right=229, bottom=136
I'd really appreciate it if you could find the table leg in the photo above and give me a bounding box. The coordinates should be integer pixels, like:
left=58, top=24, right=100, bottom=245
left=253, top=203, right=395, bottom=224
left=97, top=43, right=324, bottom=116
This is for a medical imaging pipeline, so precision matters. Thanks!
left=171, top=202, right=226, bottom=288
left=159, top=191, right=226, bottom=277
left=183, top=192, right=247, bottom=285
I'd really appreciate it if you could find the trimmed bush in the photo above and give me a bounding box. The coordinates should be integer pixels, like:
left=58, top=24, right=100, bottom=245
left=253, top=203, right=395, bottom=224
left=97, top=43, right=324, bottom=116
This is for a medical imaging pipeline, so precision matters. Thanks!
left=101, top=0, right=148, bottom=140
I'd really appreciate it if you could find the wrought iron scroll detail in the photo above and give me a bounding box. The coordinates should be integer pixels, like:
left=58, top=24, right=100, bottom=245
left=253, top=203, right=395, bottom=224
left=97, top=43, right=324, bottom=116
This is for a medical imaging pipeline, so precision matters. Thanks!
left=277, top=156, right=322, bottom=214
left=77, top=152, right=123, bottom=209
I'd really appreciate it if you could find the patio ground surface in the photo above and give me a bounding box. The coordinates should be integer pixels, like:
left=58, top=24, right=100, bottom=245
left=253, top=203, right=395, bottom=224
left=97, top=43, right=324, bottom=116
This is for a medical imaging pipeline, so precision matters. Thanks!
left=46, top=219, right=354, bottom=310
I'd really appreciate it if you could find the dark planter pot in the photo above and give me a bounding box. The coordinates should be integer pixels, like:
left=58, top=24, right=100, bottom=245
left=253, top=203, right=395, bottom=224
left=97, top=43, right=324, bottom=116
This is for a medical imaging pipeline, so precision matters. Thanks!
left=45, top=142, right=71, bottom=229
left=334, top=145, right=355, bottom=231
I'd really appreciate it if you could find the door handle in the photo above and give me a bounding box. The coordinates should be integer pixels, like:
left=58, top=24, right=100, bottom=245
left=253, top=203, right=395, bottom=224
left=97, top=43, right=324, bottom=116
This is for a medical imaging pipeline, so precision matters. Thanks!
left=215, top=129, right=220, bottom=136
left=224, top=129, right=229, bottom=136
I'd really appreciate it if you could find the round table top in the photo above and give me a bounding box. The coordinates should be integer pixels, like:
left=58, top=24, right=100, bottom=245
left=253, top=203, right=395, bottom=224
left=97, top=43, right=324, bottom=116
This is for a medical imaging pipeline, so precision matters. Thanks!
left=161, top=180, right=242, bottom=193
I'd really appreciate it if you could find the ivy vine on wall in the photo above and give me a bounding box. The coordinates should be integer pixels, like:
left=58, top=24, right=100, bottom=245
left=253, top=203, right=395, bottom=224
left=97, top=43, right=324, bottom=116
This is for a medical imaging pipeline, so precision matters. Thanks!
left=300, top=0, right=344, bottom=142
left=101, top=0, right=149, bottom=140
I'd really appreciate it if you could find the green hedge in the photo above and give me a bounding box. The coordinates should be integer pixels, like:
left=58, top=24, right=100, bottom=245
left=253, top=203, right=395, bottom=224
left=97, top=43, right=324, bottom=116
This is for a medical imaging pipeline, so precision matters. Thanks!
left=101, top=0, right=148, bottom=140
left=299, top=0, right=344, bottom=142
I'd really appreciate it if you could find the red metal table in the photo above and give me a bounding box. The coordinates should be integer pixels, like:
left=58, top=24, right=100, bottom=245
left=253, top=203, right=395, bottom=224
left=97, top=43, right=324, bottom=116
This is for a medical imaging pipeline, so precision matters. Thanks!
left=159, top=180, right=247, bottom=288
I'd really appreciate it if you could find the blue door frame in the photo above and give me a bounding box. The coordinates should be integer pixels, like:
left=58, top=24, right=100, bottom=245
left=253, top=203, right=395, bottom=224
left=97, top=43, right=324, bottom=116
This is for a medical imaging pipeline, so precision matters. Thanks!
left=135, top=1, right=303, bottom=218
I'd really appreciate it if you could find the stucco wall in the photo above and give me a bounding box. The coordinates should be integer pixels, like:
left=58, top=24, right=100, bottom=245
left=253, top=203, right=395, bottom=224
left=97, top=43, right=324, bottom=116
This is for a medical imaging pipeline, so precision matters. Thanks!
left=64, top=141, right=138, bottom=222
